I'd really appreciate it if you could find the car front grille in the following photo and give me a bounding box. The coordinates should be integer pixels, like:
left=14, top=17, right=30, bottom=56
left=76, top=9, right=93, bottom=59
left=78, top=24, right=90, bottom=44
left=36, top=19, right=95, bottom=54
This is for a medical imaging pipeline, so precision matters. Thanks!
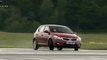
left=72, top=39, right=77, bottom=41
left=63, top=38, right=69, bottom=40
left=63, top=38, right=77, bottom=41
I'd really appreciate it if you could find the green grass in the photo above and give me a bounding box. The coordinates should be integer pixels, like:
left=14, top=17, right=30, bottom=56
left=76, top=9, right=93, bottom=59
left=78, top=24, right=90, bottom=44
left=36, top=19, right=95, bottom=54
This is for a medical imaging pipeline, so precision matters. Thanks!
left=0, top=32, right=33, bottom=48
left=79, top=33, right=107, bottom=50
left=0, top=32, right=107, bottom=50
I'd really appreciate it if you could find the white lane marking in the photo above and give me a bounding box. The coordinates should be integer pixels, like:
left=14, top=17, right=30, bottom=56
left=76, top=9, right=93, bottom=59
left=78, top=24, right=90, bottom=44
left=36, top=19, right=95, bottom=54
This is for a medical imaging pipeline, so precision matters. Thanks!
left=23, top=58, right=47, bottom=60
left=0, top=50, right=2, bottom=52
left=53, top=58, right=85, bottom=60
left=0, top=59, right=7, bottom=60
left=0, top=51, right=107, bottom=55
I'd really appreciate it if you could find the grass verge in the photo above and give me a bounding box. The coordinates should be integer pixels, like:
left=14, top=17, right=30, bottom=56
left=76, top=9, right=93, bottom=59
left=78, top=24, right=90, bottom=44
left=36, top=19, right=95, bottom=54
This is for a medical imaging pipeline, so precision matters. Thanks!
left=79, top=33, right=107, bottom=50
left=0, top=32, right=33, bottom=48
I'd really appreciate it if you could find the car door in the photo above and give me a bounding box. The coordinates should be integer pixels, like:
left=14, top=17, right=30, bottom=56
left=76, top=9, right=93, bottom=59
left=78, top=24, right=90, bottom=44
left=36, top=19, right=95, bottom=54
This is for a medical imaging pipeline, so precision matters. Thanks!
left=42, top=26, right=50, bottom=45
left=36, top=25, right=45, bottom=45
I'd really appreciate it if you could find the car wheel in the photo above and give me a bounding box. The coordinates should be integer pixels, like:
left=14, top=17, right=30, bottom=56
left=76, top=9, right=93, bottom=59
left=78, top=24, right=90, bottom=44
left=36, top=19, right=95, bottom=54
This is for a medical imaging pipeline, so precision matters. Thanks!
left=33, top=38, right=39, bottom=50
left=74, top=47, right=79, bottom=51
left=48, top=39, right=54, bottom=50
left=57, top=47, right=63, bottom=51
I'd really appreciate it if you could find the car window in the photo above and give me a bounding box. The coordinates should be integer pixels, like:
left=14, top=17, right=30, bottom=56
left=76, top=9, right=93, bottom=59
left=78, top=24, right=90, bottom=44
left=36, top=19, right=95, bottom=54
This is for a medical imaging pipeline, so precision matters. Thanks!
left=44, top=26, right=49, bottom=31
left=49, top=26, right=73, bottom=34
left=38, top=26, right=45, bottom=32
left=37, top=26, right=42, bottom=32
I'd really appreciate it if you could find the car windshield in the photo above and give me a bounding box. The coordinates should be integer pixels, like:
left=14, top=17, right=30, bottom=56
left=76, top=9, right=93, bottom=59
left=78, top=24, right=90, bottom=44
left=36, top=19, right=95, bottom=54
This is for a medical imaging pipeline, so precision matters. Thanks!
left=49, top=26, right=73, bottom=34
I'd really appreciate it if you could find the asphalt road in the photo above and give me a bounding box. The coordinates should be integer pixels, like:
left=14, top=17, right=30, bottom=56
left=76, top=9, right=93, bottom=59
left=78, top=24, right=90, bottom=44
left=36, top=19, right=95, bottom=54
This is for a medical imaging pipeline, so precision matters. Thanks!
left=0, top=48, right=107, bottom=60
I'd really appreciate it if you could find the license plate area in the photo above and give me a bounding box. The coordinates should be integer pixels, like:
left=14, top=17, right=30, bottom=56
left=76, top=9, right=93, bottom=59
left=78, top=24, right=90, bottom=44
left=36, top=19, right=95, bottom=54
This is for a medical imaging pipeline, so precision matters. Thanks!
left=66, top=40, right=75, bottom=44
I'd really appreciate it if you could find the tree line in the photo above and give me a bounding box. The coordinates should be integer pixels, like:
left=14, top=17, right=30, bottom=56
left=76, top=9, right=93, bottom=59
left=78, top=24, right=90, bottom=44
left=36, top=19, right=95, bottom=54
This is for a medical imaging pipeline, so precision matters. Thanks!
left=0, top=0, right=107, bottom=32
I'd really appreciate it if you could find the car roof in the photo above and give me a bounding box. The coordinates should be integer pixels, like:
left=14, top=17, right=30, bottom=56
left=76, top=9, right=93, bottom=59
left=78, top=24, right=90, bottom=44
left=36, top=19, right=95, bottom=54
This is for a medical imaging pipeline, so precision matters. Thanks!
left=40, top=24, right=66, bottom=27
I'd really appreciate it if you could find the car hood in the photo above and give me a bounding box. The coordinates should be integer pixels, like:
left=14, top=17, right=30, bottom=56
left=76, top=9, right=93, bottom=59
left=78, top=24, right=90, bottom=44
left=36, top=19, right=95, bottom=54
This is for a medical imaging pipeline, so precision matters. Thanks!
left=52, top=33, right=78, bottom=38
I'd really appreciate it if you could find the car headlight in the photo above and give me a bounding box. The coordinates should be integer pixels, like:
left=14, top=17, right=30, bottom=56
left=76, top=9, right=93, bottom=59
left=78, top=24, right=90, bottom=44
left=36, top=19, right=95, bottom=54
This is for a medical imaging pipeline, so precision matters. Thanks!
left=53, top=36, right=63, bottom=40
left=77, top=36, right=81, bottom=42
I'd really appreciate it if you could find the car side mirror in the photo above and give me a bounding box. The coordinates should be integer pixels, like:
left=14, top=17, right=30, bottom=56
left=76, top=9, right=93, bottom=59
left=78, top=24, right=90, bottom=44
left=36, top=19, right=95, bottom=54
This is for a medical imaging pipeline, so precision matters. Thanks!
left=44, top=30, right=50, bottom=34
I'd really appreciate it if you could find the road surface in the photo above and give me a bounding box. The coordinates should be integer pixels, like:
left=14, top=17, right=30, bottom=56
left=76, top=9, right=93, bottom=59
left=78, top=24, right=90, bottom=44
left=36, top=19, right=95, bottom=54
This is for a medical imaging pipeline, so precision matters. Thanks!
left=0, top=48, right=107, bottom=60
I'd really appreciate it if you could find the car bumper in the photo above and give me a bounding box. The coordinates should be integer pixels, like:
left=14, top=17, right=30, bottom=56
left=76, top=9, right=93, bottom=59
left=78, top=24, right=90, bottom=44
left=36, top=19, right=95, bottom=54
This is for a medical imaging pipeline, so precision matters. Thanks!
left=53, top=39, right=81, bottom=48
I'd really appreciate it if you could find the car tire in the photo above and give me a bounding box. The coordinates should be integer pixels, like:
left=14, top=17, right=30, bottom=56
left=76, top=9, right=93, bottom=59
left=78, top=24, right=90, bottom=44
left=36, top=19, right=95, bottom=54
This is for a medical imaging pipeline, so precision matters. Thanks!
left=57, top=47, right=63, bottom=51
left=33, top=38, right=39, bottom=50
left=74, top=47, right=79, bottom=51
left=48, top=39, right=54, bottom=50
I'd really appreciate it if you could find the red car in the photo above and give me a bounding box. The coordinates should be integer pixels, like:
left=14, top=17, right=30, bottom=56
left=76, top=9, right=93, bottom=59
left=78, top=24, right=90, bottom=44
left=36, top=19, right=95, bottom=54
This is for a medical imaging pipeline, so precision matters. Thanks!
left=33, top=24, right=81, bottom=51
